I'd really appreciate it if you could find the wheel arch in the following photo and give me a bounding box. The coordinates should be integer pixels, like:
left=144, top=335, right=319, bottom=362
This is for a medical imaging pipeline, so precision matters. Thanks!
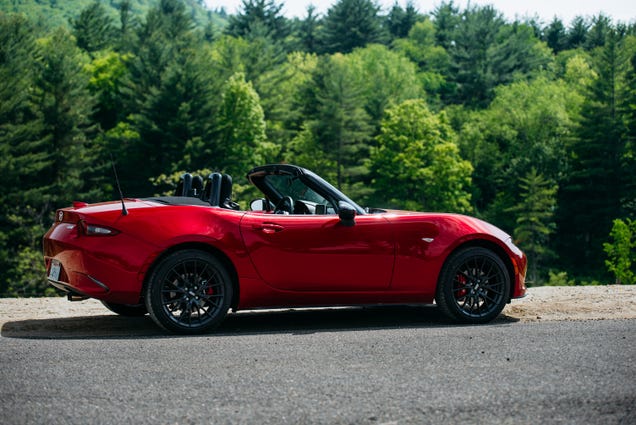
left=142, top=242, right=240, bottom=311
left=442, top=238, right=516, bottom=303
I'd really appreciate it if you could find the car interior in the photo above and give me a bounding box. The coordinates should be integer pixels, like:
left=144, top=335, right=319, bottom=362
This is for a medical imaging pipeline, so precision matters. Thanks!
left=170, top=171, right=337, bottom=215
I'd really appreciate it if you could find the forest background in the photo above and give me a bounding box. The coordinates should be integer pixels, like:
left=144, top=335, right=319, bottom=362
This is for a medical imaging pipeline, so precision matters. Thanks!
left=0, top=0, right=634, bottom=297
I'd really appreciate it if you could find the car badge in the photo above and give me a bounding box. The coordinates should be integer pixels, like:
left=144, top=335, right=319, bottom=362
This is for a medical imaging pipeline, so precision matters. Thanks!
left=58, top=211, right=64, bottom=222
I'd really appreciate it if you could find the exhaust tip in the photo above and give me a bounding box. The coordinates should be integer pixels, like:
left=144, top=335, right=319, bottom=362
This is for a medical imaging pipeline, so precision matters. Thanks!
left=67, top=294, right=88, bottom=302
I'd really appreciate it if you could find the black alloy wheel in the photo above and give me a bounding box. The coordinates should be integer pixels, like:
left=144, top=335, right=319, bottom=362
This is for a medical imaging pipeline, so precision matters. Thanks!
left=436, top=247, right=510, bottom=324
left=145, top=249, right=232, bottom=334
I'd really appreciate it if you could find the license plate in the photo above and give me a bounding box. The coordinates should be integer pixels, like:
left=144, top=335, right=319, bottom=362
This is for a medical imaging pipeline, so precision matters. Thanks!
left=48, top=260, right=61, bottom=281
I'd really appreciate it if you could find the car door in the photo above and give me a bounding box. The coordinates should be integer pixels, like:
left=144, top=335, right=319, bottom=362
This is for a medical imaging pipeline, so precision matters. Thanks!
left=240, top=213, right=395, bottom=291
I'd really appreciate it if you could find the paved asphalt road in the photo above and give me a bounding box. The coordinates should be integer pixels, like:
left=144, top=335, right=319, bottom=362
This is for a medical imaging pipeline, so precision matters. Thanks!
left=1, top=306, right=634, bottom=424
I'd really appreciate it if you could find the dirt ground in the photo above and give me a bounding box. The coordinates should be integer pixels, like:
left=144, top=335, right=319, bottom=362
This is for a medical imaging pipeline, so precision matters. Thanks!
left=0, top=285, right=634, bottom=330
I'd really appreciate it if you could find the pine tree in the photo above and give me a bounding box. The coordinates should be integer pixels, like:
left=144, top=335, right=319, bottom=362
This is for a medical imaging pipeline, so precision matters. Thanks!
left=319, top=0, right=387, bottom=54
left=122, top=0, right=216, bottom=194
left=507, top=169, right=558, bottom=284
left=0, top=13, right=45, bottom=296
left=567, top=16, right=589, bottom=49
left=446, top=5, right=551, bottom=107
left=0, top=14, right=43, bottom=201
left=544, top=17, right=567, bottom=53
left=446, top=5, right=504, bottom=107
left=585, top=14, right=612, bottom=50
left=297, top=5, right=320, bottom=53
left=35, top=27, right=101, bottom=204
left=225, top=0, right=290, bottom=41
left=623, top=43, right=636, bottom=216
left=557, top=29, right=631, bottom=278
left=71, top=1, right=116, bottom=54
left=308, top=54, right=373, bottom=192
left=386, top=1, right=421, bottom=40
left=0, top=23, right=102, bottom=296
left=432, top=1, right=460, bottom=50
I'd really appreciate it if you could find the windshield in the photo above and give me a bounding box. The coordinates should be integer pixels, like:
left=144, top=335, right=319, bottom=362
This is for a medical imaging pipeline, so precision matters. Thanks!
left=264, top=174, right=336, bottom=213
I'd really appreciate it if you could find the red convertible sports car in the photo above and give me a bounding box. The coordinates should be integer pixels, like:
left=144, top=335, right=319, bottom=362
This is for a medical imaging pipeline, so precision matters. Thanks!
left=43, top=164, right=527, bottom=334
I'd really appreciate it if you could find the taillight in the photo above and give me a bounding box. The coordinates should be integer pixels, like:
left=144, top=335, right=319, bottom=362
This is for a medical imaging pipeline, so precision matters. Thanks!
left=78, top=220, right=120, bottom=236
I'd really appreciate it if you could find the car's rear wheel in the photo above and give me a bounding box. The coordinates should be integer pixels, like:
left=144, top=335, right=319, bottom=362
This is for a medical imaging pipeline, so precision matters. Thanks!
left=101, top=301, right=147, bottom=316
left=436, top=247, right=510, bottom=324
left=145, top=249, right=232, bottom=334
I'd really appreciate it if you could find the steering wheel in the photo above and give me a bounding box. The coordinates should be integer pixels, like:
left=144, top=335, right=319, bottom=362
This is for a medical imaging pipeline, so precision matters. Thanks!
left=274, top=196, right=294, bottom=215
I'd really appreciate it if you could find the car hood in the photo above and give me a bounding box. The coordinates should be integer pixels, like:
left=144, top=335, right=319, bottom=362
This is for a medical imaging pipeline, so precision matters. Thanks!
left=380, top=209, right=512, bottom=241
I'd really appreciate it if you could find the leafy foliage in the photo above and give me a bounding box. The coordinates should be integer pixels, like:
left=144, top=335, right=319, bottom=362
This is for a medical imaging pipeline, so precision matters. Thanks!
left=371, top=99, right=472, bottom=212
left=604, top=218, right=636, bottom=284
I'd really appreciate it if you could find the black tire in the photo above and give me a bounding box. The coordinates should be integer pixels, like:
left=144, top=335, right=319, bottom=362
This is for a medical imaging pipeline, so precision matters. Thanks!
left=436, top=247, right=510, bottom=324
left=101, top=301, right=148, bottom=316
left=145, top=249, right=232, bottom=334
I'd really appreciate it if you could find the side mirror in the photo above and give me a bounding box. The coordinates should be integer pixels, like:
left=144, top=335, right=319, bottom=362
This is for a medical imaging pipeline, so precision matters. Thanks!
left=250, top=198, right=271, bottom=212
left=338, top=201, right=356, bottom=227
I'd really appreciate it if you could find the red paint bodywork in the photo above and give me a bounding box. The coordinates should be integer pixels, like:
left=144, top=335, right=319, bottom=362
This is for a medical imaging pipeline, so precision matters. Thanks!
left=43, top=199, right=527, bottom=310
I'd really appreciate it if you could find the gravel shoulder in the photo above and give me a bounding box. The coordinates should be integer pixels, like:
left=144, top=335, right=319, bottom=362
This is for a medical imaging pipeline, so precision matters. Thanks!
left=1, top=285, right=634, bottom=331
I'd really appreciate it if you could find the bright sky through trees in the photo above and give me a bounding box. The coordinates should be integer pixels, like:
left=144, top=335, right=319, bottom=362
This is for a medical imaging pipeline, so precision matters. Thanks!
left=207, top=0, right=635, bottom=24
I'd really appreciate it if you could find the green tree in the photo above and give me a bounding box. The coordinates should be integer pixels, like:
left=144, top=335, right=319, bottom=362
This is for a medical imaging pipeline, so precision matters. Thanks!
left=0, top=13, right=46, bottom=296
left=347, top=44, right=423, bottom=125
left=585, top=14, right=612, bottom=50
left=557, top=29, right=633, bottom=278
left=225, top=0, right=290, bottom=42
left=306, top=54, right=373, bottom=195
left=117, top=0, right=139, bottom=52
left=258, top=52, right=318, bottom=150
left=209, top=34, right=286, bottom=94
left=209, top=72, right=277, bottom=177
left=393, top=18, right=450, bottom=101
left=319, top=0, right=387, bottom=54
left=603, top=218, right=636, bottom=284
left=459, top=77, right=582, bottom=229
left=507, top=169, right=558, bottom=284
left=35, top=28, right=101, bottom=204
left=446, top=5, right=552, bottom=107
left=0, top=13, right=43, bottom=203
left=296, top=5, right=320, bottom=53
left=386, top=1, right=421, bottom=40
left=1, top=25, right=102, bottom=296
left=85, top=51, right=130, bottom=131
left=544, top=17, right=567, bottom=53
left=446, top=5, right=503, bottom=106
left=370, top=99, right=472, bottom=212
left=122, top=0, right=216, bottom=194
left=623, top=36, right=636, bottom=216
left=432, top=1, right=460, bottom=50
left=71, top=1, right=116, bottom=54
left=567, top=16, right=589, bottom=49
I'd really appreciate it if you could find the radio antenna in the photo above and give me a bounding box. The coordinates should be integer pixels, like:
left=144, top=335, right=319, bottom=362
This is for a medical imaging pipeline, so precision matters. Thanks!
left=110, top=154, right=128, bottom=216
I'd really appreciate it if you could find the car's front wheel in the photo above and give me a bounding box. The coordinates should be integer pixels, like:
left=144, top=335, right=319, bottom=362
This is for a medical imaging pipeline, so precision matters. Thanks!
left=436, top=247, right=510, bottom=324
left=145, top=249, right=233, bottom=334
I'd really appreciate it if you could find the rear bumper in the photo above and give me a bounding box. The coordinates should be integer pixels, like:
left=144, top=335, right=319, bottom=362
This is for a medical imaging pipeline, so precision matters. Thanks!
left=43, top=223, right=154, bottom=304
left=48, top=272, right=109, bottom=298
